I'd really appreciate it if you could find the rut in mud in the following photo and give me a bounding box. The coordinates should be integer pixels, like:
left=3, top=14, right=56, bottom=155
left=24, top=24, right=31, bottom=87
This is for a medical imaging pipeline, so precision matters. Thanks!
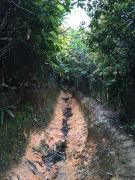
left=7, top=91, right=94, bottom=180
left=6, top=91, right=135, bottom=180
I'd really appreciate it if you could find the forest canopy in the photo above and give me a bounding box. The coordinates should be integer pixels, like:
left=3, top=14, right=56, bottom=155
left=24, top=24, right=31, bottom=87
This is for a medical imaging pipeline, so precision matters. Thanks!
left=55, top=0, right=135, bottom=121
left=0, top=0, right=135, bottom=125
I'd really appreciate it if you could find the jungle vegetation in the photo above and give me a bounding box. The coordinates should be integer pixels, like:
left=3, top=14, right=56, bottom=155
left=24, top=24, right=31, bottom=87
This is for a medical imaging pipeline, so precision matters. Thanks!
left=0, top=0, right=135, bottom=175
left=55, top=0, right=135, bottom=130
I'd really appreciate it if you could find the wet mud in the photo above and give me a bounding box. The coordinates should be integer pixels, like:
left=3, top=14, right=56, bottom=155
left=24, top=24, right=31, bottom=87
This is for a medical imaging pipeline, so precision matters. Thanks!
left=43, top=104, right=72, bottom=171
left=7, top=91, right=91, bottom=180
left=6, top=91, right=135, bottom=180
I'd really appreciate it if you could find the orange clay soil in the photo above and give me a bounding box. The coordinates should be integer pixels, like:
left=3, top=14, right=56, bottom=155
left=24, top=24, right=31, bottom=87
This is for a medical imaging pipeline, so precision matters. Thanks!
left=7, top=91, right=96, bottom=180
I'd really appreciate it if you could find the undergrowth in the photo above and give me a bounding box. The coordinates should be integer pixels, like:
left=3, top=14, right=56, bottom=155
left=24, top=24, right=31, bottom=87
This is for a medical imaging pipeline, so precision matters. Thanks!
left=0, top=87, right=59, bottom=179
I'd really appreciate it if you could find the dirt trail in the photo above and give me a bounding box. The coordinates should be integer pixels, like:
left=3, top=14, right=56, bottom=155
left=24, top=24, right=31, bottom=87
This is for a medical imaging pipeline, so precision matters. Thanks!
left=7, top=91, right=96, bottom=180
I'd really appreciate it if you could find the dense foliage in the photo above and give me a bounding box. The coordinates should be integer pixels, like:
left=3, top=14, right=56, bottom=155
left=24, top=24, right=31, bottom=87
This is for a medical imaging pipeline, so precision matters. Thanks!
left=0, top=0, right=75, bottom=125
left=0, top=0, right=72, bottom=84
left=54, top=28, right=91, bottom=91
left=55, top=0, right=135, bottom=128
left=0, top=0, right=135, bottom=137
left=87, top=0, right=135, bottom=108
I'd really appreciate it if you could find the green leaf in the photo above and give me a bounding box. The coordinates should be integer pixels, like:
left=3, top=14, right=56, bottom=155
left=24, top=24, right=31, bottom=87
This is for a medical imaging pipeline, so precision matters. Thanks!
left=71, top=1, right=77, bottom=7
left=78, top=2, right=85, bottom=8
left=0, top=109, right=4, bottom=125
left=127, top=20, right=133, bottom=28
left=27, top=29, right=31, bottom=40
left=5, top=108, right=15, bottom=118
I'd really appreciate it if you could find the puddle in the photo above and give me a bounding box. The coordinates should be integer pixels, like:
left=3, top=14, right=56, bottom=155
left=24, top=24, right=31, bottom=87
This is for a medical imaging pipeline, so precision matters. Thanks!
left=43, top=141, right=67, bottom=171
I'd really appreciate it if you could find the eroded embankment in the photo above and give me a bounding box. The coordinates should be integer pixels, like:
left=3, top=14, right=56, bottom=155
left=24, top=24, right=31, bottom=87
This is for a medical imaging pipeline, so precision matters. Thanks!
left=76, top=92, right=135, bottom=180
left=7, top=91, right=96, bottom=180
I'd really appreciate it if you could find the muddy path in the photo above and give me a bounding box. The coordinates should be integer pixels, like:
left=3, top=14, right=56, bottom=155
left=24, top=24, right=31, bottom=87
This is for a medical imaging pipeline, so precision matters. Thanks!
left=6, top=90, right=135, bottom=180
left=7, top=91, right=96, bottom=180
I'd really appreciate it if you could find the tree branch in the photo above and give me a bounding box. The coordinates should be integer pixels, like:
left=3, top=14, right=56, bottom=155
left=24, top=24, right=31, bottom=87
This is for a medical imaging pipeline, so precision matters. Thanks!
left=8, top=0, right=34, bottom=14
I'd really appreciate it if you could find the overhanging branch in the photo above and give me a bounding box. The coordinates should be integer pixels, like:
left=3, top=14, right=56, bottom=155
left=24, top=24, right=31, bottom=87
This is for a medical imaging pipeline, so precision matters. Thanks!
left=8, top=0, right=34, bottom=14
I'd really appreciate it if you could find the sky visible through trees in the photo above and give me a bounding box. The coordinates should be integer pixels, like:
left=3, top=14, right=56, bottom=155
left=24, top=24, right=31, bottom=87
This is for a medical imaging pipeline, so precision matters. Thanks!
left=0, top=0, right=135, bottom=177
